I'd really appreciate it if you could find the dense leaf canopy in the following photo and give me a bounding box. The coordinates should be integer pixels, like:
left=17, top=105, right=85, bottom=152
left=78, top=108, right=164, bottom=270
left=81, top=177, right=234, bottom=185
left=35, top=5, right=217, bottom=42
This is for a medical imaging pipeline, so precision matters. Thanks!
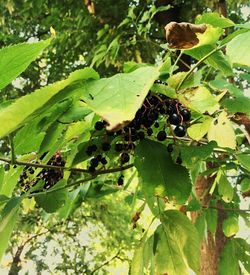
left=0, top=1, right=250, bottom=274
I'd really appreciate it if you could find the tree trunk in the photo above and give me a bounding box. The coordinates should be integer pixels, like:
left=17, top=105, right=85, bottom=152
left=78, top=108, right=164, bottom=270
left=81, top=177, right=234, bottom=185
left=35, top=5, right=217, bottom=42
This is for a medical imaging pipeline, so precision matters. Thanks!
left=193, top=174, right=228, bottom=275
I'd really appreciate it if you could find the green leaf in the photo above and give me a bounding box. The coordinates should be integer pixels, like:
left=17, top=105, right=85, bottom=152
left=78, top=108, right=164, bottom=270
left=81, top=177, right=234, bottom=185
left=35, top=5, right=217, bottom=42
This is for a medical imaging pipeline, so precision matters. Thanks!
left=167, top=71, right=202, bottom=90
left=195, top=212, right=206, bottom=241
left=0, top=166, right=23, bottom=197
left=131, top=233, right=148, bottom=275
left=123, top=61, right=150, bottom=73
left=0, top=195, right=9, bottom=207
left=186, top=195, right=201, bottom=211
left=220, top=28, right=250, bottom=46
left=195, top=25, right=224, bottom=46
left=14, top=120, right=46, bottom=155
left=0, top=197, right=21, bottom=261
left=220, top=238, right=250, bottom=273
left=222, top=216, right=239, bottom=237
left=58, top=100, right=92, bottom=123
left=187, top=116, right=212, bottom=141
left=219, top=239, right=240, bottom=275
left=135, top=139, right=191, bottom=204
left=38, top=122, right=65, bottom=155
left=155, top=210, right=200, bottom=275
left=180, top=141, right=216, bottom=168
left=58, top=185, right=90, bottom=219
left=241, top=178, right=250, bottom=193
left=207, top=111, right=236, bottom=149
left=150, top=83, right=176, bottom=98
left=0, top=166, right=5, bottom=193
left=210, top=79, right=250, bottom=116
left=0, top=68, right=99, bottom=138
left=185, top=45, right=232, bottom=76
left=65, top=119, right=92, bottom=142
left=218, top=174, right=234, bottom=203
left=205, top=208, right=217, bottom=235
left=236, top=154, right=250, bottom=172
left=235, top=238, right=250, bottom=272
left=196, top=12, right=235, bottom=28
left=178, top=87, right=219, bottom=115
left=226, top=32, right=250, bottom=67
left=222, top=96, right=250, bottom=117
left=35, top=180, right=67, bottom=213
left=80, top=66, right=159, bottom=130
left=0, top=39, right=51, bottom=90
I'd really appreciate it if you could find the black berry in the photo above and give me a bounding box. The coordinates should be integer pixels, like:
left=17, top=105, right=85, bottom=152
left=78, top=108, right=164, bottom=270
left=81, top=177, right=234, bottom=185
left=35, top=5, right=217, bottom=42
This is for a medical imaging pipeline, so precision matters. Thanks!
left=90, top=158, right=99, bottom=167
left=118, top=175, right=124, bottom=186
left=176, top=156, right=182, bottom=165
left=96, top=154, right=102, bottom=161
left=157, top=131, right=166, bottom=141
left=137, top=131, right=145, bottom=140
left=120, top=153, right=130, bottom=164
left=147, top=128, right=153, bottom=136
left=100, top=157, right=108, bottom=165
left=168, top=113, right=181, bottom=125
left=90, top=144, right=97, bottom=152
left=167, top=144, right=174, bottom=153
left=174, top=125, right=186, bottom=137
left=154, top=122, right=159, bottom=128
left=180, top=109, right=191, bottom=121
left=115, top=143, right=124, bottom=152
left=95, top=121, right=104, bottom=131
left=102, top=142, right=111, bottom=151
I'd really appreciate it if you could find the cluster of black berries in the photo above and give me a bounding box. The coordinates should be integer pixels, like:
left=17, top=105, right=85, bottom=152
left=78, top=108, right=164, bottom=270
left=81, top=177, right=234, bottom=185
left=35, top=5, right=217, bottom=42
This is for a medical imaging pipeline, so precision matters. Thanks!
left=84, top=84, right=191, bottom=176
left=18, top=152, right=65, bottom=192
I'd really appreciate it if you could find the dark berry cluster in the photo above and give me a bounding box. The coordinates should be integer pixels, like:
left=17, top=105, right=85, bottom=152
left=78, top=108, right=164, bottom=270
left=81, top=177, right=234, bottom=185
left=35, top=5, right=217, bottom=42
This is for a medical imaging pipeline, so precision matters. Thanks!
left=18, top=152, right=65, bottom=193
left=84, top=84, right=191, bottom=173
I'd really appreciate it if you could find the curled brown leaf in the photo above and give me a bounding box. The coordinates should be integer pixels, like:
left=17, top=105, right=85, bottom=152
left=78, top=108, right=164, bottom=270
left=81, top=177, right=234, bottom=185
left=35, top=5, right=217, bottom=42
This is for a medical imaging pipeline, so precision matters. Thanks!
left=165, top=22, right=207, bottom=49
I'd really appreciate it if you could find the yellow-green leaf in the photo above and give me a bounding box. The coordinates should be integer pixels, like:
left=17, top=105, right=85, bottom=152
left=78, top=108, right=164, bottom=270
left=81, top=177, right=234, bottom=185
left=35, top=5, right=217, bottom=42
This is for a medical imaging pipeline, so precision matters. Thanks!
left=207, top=111, right=236, bottom=149
left=0, top=197, right=21, bottom=261
left=81, top=66, right=159, bottom=130
left=178, top=86, right=219, bottom=114
left=187, top=116, right=212, bottom=141
left=0, top=68, right=99, bottom=138
left=196, top=12, right=235, bottom=28
left=0, top=39, right=51, bottom=90
left=222, top=216, right=239, bottom=237
left=195, top=24, right=224, bottom=47
left=227, top=32, right=250, bottom=67
left=218, top=174, right=234, bottom=203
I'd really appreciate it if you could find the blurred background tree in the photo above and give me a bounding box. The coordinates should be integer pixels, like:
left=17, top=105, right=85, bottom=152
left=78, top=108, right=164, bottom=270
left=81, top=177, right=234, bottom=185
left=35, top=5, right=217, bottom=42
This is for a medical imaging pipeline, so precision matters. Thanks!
left=0, top=0, right=249, bottom=274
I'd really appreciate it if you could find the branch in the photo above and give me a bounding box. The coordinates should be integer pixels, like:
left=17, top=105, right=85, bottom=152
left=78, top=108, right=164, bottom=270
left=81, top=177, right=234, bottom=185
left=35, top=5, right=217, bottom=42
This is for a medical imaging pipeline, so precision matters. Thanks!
left=26, top=166, right=136, bottom=199
left=8, top=230, right=49, bottom=275
left=90, top=250, right=121, bottom=275
left=202, top=205, right=250, bottom=213
left=0, top=156, right=133, bottom=175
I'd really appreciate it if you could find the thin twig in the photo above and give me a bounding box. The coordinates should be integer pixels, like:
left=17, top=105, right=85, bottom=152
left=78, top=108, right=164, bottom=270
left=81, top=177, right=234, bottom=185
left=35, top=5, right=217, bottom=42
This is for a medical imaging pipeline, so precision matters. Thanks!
left=170, top=51, right=183, bottom=76
left=8, top=134, right=15, bottom=165
left=90, top=250, right=121, bottom=274
left=176, top=45, right=226, bottom=91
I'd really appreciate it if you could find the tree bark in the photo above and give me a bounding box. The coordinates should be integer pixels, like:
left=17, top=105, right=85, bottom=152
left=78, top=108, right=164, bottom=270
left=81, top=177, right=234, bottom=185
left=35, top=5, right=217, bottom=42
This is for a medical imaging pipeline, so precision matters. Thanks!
left=193, top=174, right=228, bottom=275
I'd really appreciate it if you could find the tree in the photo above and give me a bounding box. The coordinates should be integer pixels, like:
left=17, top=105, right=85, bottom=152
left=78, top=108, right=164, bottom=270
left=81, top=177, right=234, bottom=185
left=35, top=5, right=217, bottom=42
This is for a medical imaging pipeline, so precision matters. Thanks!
left=0, top=2, right=250, bottom=275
